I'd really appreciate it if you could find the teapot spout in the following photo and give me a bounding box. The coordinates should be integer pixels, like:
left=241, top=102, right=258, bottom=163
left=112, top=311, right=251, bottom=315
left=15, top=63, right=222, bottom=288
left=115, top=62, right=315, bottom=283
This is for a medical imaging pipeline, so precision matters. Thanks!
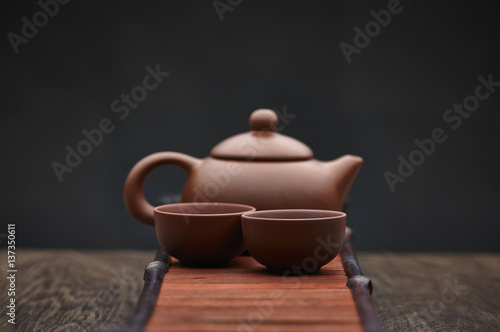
left=326, top=155, right=363, bottom=207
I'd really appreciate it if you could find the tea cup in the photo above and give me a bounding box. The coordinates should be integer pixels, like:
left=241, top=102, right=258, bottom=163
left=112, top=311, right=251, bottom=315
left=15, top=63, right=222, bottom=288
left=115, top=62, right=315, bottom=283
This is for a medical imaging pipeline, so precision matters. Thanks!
left=154, top=202, right=255, bottom=267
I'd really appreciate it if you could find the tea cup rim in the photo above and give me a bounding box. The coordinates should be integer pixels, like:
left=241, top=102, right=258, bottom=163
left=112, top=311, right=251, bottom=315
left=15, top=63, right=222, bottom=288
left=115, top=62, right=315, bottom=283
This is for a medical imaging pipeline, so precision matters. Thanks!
left=154, top=202, right=256, bottom=217
left=241, top=209, right=346, bottom=222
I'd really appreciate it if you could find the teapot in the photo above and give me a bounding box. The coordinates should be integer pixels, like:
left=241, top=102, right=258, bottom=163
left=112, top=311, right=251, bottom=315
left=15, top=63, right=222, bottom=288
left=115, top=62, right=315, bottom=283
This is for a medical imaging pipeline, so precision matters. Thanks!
left=124, top=109, right=363, bottom=226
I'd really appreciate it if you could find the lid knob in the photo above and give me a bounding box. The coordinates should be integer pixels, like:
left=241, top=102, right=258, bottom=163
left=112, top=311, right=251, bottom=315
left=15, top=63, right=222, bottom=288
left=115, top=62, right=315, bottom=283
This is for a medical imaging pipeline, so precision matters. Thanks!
left=249, top=109, right=278, bottom=132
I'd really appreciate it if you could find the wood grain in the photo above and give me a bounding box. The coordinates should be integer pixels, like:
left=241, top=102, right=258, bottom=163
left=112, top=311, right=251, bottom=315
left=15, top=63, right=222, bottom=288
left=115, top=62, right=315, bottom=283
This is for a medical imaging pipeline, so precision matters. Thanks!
left=0, top=249, right=154, bottom=332
left=145, top=255, right=363, bottom=331
left=358, top=253, right=500, bottom=332
left=1, top=250, right=499, bottom=331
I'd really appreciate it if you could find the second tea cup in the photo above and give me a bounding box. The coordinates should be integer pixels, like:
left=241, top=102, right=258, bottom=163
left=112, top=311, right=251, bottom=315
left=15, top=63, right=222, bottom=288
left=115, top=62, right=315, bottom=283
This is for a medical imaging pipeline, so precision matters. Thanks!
left=242, top=209, right=346, bottom=274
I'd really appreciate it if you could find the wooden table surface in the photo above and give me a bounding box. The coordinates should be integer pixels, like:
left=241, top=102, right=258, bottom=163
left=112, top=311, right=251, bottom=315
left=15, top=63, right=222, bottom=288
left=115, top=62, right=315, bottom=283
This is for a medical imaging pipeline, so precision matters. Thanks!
left=0, top=250, right=499, bottom=331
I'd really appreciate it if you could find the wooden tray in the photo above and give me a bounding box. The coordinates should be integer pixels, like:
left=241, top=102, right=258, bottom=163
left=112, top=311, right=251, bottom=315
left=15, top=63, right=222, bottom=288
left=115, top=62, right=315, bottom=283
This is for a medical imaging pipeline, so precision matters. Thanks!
left=127, top=228, right=381, bottom=332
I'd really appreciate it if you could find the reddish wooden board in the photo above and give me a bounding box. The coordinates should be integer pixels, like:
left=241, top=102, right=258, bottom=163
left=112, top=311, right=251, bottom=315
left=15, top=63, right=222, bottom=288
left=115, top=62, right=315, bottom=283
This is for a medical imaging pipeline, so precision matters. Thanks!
left=145, top=255, right=364, bottom=332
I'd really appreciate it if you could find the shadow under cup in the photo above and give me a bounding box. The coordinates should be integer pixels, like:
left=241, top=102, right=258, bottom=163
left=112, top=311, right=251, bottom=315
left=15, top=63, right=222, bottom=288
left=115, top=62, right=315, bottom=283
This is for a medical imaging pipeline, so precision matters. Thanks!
left=242, top=209, right=346, bottom=275
left=154, top=202, right=255, bottom=267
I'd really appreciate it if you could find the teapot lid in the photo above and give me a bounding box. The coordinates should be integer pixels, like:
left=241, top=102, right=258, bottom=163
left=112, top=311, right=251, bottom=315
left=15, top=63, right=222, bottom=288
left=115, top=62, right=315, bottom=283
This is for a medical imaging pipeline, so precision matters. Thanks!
left=210, top=109, right=313, bottom=161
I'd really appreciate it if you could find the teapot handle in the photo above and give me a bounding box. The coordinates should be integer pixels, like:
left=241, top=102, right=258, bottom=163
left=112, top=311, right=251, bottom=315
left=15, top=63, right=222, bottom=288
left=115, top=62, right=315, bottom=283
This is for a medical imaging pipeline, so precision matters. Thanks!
left=124, top=152, right=201, bottom=227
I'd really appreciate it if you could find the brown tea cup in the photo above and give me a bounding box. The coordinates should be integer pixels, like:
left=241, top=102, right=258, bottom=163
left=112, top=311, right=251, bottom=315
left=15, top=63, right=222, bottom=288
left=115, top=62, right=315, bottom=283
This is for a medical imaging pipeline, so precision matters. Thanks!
left=154, top=202, right=255, bottom=267
left=242, top=209, right=346, bottom=275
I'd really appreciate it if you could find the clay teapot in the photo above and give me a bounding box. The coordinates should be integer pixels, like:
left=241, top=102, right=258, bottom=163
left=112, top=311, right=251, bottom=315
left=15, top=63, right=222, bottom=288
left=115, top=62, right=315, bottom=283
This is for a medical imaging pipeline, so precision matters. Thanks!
left=124, top=109, right=363, bottom=226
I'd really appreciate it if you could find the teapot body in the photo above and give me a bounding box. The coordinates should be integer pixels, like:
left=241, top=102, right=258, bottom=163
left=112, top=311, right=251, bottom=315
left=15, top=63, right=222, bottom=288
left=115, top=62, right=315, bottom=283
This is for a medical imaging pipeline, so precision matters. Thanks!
left=181, top=158, right=343, bottom=211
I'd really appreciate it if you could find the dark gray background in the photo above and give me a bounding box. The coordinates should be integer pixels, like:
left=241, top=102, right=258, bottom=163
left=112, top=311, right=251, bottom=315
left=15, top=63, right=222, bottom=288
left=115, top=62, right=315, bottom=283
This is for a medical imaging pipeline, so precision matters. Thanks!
left=1, top=0, right=499, bottom=250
